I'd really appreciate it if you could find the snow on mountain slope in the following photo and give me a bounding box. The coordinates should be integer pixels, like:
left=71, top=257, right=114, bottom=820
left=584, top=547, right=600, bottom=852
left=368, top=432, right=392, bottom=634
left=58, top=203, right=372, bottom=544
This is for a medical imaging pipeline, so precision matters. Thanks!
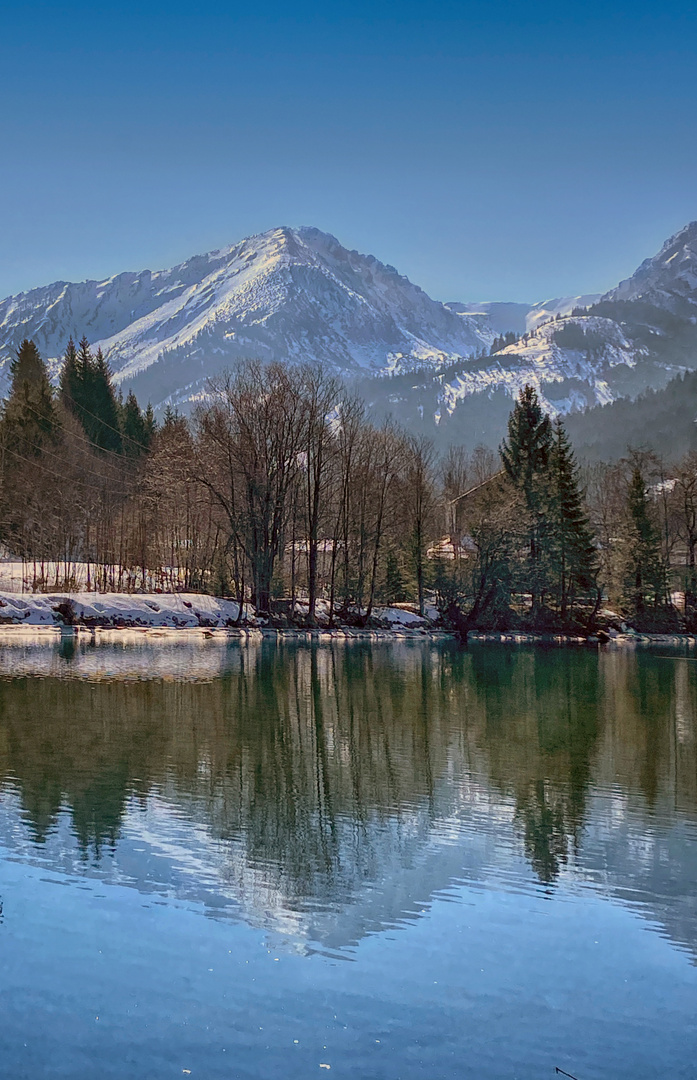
left=426, top=222, right=697, bottom=433
left=436, top=315, right=640, bottom=421
left=0, top=226, right=493, bottom=404
left=525, top=294, right=601, bottom=332
left=3, top=220, right=697, bottom=440
left=604, top=220, right=697, bottom=311
left=444, top=301, right=531, bottom=336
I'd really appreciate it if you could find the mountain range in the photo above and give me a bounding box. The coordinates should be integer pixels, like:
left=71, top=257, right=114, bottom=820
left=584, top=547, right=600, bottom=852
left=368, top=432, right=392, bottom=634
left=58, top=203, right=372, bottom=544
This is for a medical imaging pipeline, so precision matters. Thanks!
left=1, top=220, right=697, bottom=455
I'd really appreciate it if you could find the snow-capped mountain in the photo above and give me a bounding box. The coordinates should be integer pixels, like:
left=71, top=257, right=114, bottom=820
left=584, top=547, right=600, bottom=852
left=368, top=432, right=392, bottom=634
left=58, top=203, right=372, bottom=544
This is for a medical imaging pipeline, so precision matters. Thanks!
left=2, top=220, right=697, bottom=448
left=434, top=222, right=697, bottom=428
left=605, top=220, right=697, bottom=311
left=360, top=221, right=697, bottom=449
left=439, top=315, right=637, bottom=419
left=0, top=226, right=493, bottom=407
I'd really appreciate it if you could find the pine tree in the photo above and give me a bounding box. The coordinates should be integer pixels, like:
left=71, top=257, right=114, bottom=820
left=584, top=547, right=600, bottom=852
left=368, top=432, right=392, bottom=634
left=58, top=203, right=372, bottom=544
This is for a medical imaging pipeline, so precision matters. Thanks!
left=59, top=338, right=80, bottom=412
left=4, top=339, right=58, bottom=455
left=623, top=465, right=667, bottom=618
left=90, top=349, right=122, bottom=454
left=121, top=390, right=147, bottom=456
left=548, top=417, right=597, bottom=621
left=500, top=385, right=553, bottom=611
left=60, top=338, right=122, bottom=454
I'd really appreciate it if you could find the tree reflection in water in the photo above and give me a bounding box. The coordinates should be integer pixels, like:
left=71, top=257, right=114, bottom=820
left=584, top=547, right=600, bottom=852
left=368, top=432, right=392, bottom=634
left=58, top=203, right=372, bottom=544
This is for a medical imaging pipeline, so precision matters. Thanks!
left=0, top=639, right=696, bottom=947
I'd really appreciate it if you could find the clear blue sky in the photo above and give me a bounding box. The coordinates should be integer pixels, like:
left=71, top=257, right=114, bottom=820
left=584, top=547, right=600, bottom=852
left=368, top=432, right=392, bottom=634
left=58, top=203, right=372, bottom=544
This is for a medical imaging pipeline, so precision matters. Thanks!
left=1, top=0, right=696, bottom=303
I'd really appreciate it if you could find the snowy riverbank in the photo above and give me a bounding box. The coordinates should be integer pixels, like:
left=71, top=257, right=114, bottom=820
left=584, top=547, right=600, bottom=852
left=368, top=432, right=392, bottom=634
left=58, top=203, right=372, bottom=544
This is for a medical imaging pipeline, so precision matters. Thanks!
left=0, top=591, right=446, bottom=637
left=0, top=592, right=694, bottom=648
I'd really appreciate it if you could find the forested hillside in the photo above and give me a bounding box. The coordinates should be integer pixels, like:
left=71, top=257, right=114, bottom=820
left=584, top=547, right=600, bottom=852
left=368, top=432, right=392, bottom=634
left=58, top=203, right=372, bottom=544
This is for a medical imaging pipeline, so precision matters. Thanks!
left=566, top=370, right=697, bottom=462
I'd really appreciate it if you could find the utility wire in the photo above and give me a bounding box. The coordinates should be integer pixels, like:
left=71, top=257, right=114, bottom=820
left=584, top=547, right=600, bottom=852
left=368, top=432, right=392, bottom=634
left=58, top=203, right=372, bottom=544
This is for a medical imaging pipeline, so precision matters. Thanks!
left=62, top=384, right=157, bottom=453
left=1, top=441, right=137, bottom=497
left=21, top=398, right=144, bottom=466
left=449, top=470, right=505, bottom=504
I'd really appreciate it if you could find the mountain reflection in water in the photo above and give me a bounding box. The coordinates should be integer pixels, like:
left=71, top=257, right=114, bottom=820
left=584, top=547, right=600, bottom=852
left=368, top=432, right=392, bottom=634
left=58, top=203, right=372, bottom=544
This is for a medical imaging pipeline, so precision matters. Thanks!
left=0, top=638, right=696, bottom=958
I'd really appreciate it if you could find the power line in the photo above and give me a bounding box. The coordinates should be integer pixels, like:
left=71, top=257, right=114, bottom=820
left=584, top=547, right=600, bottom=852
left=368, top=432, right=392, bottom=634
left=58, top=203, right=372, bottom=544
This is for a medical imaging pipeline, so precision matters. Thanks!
left=450, top=470, right=505, bottom=504
left=21, top=397, right=142, bottom=466
left=61, top=376, right=156, bottom=453
left=1, top=441, right=137, bottom=497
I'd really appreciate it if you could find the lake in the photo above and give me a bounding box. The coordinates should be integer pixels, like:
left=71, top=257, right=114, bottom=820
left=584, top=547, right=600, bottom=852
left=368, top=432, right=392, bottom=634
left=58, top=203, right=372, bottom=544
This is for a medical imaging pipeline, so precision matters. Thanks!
left=0, top=636, right=696, bottom=1079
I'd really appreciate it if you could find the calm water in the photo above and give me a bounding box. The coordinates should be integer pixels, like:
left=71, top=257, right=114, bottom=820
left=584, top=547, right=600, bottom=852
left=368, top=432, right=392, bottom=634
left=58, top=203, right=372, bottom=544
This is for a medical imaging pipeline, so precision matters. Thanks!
left=0, top=636, right=696, bottom=1079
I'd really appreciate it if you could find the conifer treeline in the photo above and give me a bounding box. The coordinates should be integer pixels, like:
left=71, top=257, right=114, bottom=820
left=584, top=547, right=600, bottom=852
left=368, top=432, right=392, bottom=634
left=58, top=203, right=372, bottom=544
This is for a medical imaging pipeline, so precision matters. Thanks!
left=0, top=338, right=695, bottom=631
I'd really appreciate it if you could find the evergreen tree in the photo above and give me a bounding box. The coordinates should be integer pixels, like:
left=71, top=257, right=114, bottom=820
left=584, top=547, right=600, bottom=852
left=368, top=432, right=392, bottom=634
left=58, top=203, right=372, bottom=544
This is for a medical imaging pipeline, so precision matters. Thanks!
left=163, top=404, right=179, bottom=428
left=143, top=403, right=156, bottom=447
left=0, top=340, right=59, bottom=558
left=382, top=548, right=408, bottom=603
left=121, top=390, right=147, bottom=456
left=10, top=338, right=48, bottom=392
left=500, top=385, right=553, bottom=610
left=59, top=338, right=122, bottom=453
left=500, top=385, right=553, bottom=495
left=90, top=348, right=122, bottom=454
left=622, top=465, right=667, bottom=618
left=548, top=417, right=597, bottom=621
left=4, top=339, right=58, bottom=455
left=58, top=338, right=80, bottom=411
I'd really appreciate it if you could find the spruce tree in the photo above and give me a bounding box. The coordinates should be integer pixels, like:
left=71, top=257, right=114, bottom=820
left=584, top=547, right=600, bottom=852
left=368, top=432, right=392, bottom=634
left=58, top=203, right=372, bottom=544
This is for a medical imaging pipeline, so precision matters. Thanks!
left=4, top=339, right=58, bottom=455
left=548, top=417, right=597, bottom=621
left=500, top=385, right=553, bottom=495
left=59, top=338, right=80, bottom=412
left=383, top=548, right=408, bottom=603
left=60, top=336, right=92, bottom=434
left=121, top=390, right=148, bottom=456
left=0, top=340, right=59, bottom=557
left=143, top=403, right=156, bottom=447
left=60, top=338, right=122, bottom=454
left=163, top=404, right=179, bottom=428
left=623, top=465, right=667, bottom=619
left=500, top=385, right=553, bottom=612
left=11, top=338, right=48, bottom=392
left=90, top=349, right=122, bottom=454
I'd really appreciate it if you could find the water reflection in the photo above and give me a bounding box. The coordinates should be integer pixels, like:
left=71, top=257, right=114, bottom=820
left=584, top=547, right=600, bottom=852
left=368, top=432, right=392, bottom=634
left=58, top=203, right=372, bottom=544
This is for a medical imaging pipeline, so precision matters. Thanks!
left=0, top=638, right=696, bottom=955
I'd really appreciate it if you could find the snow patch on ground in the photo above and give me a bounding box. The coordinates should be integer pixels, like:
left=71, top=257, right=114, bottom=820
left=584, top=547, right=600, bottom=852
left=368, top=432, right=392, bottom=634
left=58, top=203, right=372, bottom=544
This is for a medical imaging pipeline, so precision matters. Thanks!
left=0, top=592, right=252, bottom=627
left=372, top=606, right=430, bottom=626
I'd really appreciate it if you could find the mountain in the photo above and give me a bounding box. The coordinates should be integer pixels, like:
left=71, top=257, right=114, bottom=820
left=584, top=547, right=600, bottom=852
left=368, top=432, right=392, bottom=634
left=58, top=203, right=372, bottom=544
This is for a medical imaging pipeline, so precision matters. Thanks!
left=0, top=226, right=493, bottom=409
left=444, top=301, right=531, bottom=336
left=605, top=220, right=697, bottom=311
left=524, top=293, right=602, bottom=331
left=564, top=368, right=697, bottom=462
left=2, top=220, right=697, bottom=456
left=397, top=220, right=697, bottom=448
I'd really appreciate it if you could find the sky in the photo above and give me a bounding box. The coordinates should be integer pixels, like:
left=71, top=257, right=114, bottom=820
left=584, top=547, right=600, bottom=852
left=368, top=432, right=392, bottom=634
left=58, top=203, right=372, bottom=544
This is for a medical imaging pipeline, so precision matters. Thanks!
left=1, top=0, right=696, bottom=304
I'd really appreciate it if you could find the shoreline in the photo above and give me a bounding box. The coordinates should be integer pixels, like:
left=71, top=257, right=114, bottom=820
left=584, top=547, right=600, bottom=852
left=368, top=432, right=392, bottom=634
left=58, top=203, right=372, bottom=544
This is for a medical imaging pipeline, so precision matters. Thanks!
left=0, top=623, right=694, bottom=648
left=0, top=588, right=694, bottom=648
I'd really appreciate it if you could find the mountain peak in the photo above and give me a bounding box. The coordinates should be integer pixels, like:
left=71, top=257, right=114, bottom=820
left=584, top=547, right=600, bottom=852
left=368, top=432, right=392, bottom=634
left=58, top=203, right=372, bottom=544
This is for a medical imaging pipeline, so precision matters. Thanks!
left=605, top=220, right=697, bottom=308
left=0, top=225, right=492, bottom=407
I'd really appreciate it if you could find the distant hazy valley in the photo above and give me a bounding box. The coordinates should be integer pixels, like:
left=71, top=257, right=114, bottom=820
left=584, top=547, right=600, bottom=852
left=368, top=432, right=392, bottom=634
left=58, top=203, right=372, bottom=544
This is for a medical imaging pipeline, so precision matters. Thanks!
left=2, top=220, right=697, bottom=458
